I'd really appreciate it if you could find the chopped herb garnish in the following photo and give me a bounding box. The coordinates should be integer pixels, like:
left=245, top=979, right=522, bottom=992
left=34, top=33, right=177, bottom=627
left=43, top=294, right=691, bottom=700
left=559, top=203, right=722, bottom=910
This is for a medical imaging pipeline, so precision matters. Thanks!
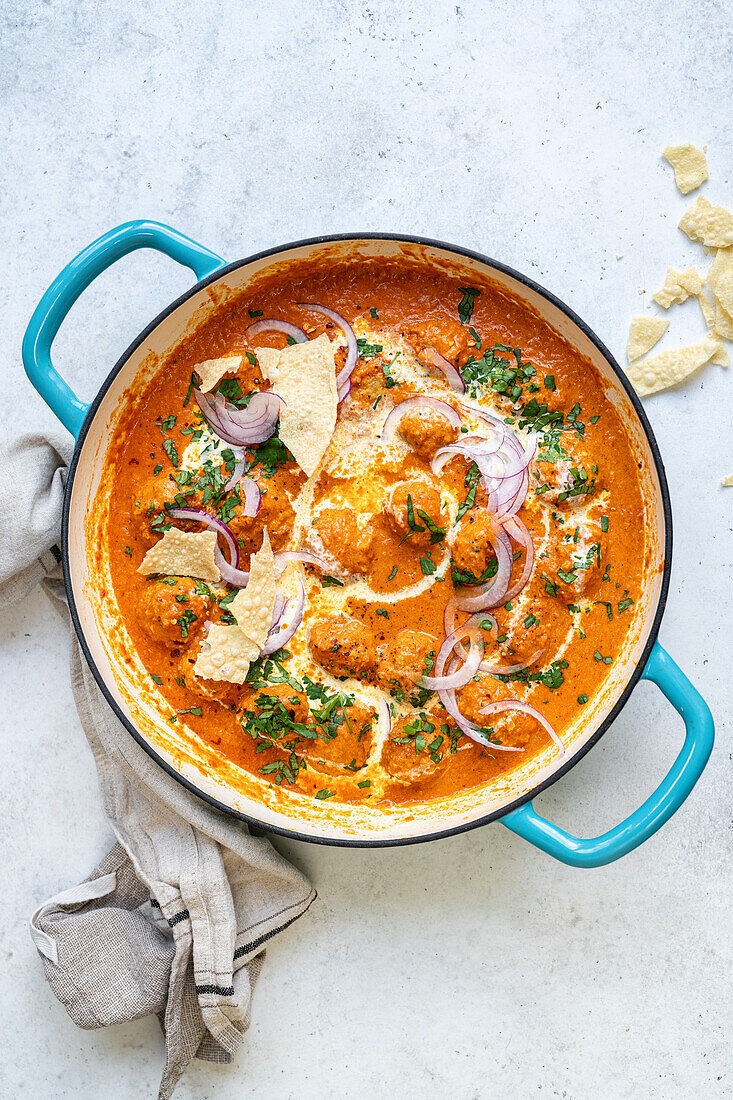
left=162, top=439, right=179, bottom=467
left=577, top=694, right=588, bottom=704
left=370, top=307, right=379, bottom=319
left=248, top=308, right=263, bottom=317
left=457, top=286, right=480, bottom=325
left=388, top=566, right=398, bottom=581
left=178, top=706, right=202, bottom=717
left=524, top=613, right=539, bottom=628
left=381, top=355, right=398, bottom=388
left=618, top=597, right=634, bottom=613
left=601, top=516, right=609, bottom=533
left=468, top=326, right=481, bottom=349
left=595, top=600, right=613, bottom=622
left=315, top=788, right=336, bottom=800
left=420, top=556, right=437, bottom=576
left=177, top=609, right=197, bottom=638
left=124, top=546, right=132, bottom=556
left=376, top=608, right=389, bottom=618
left=544, top=374, right=556, bottom=391
left=357, top=337, right=384, bottom=359
left=151, top=673, right=163, bottom=685
left=321, top=575, right=344, bottom=588
left=153, top=464, right=163, bottom=476
left=183, top=373, right=196, bottom=407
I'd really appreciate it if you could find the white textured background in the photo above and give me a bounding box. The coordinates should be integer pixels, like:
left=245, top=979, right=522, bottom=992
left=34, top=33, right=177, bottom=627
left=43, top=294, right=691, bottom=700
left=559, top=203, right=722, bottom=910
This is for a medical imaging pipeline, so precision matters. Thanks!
left=1, top=1, right=731, bottom=1097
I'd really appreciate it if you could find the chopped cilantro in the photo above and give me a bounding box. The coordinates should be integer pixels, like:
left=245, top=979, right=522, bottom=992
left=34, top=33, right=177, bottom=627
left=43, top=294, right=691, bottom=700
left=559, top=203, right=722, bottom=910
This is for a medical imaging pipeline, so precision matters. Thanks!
left=357, top=337, right=383, bottom=359
left=457, top=286, right=480, bottom=325
left=177, top=609, right=197, bottom=638
left=322, top=575, right=344, bottom=588
left=376, top=608, right=389, bottom=618
left=151, top=673, right=163, bottom=685
left=601, top=516, right=609, bottom=533
left=578, top=694, right=588, bottom=704
left=315, top=788, right=336, bottom=800
left=124, top=546, right=132, bottom=557
left=162, top=439, right=179, bottom=467
left=388, top=566, right=398, bottom=581
left=468, top=326, right=481, bottom=348
left=381, top=354, right=398, bottom=388
left=248, top=308, right=263, bottom=317
left=618, top=597, right=634, bottom=613
left=370, top=307, right=379, bottom=319
left=420, top=556, right=437, bottom=576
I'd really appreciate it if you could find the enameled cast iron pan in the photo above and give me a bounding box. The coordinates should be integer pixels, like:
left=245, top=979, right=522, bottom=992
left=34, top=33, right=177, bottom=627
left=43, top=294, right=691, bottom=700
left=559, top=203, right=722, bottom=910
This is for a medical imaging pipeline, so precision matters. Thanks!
left=22, top=221, right=715, bottom=865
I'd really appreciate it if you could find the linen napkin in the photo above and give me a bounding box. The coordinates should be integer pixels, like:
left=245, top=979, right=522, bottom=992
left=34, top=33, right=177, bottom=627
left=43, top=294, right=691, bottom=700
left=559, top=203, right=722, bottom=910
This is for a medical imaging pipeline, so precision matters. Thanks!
left=0, top=431, right=316, bottom=1100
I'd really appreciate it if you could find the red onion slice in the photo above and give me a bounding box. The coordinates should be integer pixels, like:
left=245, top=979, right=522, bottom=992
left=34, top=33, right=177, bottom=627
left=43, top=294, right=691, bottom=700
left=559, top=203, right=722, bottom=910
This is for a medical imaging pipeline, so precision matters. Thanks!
left=261, top=579, right=306, bottom=654
left=419, top=633, right=483, bottom=690
left=167, top=508, right=239, bottom=569
left=223, top=451, right=245, bottom=493
left=246, top=319, right=308, bottom=342
left=214, top=545, right=249, bottom=588
left=422, top=347, right=465, bottom=393
left=479, top=700, right=565, bottom=754
left=436, top=662, right=523, bottom=752
left=236, top=476, right=261, bottom=518
left=377, top=697, right=392, bottom=735
left=297, top=303, right=357, bottom=388
left=195, top=389, right=282, bottom=446
left=337, top=377, right=352, bottom=403
left=501, top=515, right=535, bottom=603
left=451, top=522, right=513, bottom=611
left=272, top=550, right=330, bottom=578
left=381, top=396, right=461, bottom=444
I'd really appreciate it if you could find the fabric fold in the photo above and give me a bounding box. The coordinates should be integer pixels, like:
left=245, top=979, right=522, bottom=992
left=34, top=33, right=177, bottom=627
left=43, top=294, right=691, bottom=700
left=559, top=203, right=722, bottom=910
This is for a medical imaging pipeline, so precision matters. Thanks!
left=0, top=433, right=315, bottom=1100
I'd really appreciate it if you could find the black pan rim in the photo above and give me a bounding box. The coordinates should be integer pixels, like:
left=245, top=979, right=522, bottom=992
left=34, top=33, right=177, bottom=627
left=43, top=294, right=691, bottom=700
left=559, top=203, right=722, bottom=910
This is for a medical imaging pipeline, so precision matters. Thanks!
left=61, top=230, right=673, bottom=849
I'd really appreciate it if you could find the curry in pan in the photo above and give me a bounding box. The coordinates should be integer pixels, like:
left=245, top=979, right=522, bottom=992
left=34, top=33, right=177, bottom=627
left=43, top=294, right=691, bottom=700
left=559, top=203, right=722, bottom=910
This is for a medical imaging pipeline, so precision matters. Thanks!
left=101, top=259, right=647, bottom=807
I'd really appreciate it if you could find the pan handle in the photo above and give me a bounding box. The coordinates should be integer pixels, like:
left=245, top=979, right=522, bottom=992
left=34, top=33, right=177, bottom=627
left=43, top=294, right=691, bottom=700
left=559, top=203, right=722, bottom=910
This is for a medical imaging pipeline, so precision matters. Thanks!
left=499, top=641, right=714, bottom=867
left=22, top=220, right=225, bottom=438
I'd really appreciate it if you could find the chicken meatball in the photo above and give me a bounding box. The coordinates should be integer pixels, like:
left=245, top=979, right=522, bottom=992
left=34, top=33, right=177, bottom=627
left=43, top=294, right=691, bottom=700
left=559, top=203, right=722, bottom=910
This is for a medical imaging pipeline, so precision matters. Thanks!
left=309, top=616, right=377, bottom=678
left=398, top=405, right=459, bottom=461
left=228, top=476, right=295, bottom=558
left=138, top=577, right=210, bottom=646
left=237, top=683, right=311, bottom=736
left=456, top=674, right=535, bottom=749
left=306, top=507, right=374, bottom=576
left=380, top=710, right=448, bottom=784
left=386, top=479, right=445, bottom=550
left=451, top=511, right=500, bottom=579
left=306, top=699, right=375, bottom=770
left=378, top=629, right=439, bottom=698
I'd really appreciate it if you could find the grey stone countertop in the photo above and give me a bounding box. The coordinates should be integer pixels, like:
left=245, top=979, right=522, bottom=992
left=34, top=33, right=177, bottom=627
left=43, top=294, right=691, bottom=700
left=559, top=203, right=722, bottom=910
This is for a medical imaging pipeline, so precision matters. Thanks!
left=1, top=0, right=730, bottom=1096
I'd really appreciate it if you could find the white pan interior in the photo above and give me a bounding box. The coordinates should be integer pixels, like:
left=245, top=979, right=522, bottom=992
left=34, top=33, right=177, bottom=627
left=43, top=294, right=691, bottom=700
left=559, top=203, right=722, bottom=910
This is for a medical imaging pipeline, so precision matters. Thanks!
left=66, top=238, right=667, bottom=843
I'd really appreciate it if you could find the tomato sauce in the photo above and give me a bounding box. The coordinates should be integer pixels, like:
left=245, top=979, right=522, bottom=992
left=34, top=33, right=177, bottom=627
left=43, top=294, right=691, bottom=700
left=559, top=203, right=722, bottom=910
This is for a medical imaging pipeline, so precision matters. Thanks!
left=103, top=258, right=646, bottom=808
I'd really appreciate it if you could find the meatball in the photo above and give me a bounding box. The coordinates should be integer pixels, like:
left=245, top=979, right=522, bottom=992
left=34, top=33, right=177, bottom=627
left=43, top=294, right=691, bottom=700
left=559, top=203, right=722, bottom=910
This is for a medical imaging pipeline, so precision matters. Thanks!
left=386, top=478, right=445, bottom=550
left=138, top=577, right=210, bottom=646
left=550, top=519, right=605, bottom=600
left=307, top=700, right=375, bottom=769
left=451, top=511, right=499, bottom=578
left=456, top=674, right=535, bottom=749
left=309, top=616, right=377, bottom=678
left=237, top=684, right=311, bottom=740
left=406, top=317, right=469, bottom=362
left=228, top=476, right=295, bottom=558
left=132, top=473, right=176, bottom=516
left=181, top=651, right=243, bottom=707
left=398, top=405, right=459, bottom=461
left=306, top=507, right=374, bottom=576
left=380, top=710, right=448, bottom=785
left=378, top=629, right=439, bottom=698
left=533, top=445, right=599, bottom=508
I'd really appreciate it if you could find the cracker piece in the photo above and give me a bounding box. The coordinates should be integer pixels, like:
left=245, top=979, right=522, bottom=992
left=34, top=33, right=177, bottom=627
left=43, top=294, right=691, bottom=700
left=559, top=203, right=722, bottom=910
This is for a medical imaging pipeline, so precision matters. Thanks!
left=137, top=528, right=220, bottom=582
